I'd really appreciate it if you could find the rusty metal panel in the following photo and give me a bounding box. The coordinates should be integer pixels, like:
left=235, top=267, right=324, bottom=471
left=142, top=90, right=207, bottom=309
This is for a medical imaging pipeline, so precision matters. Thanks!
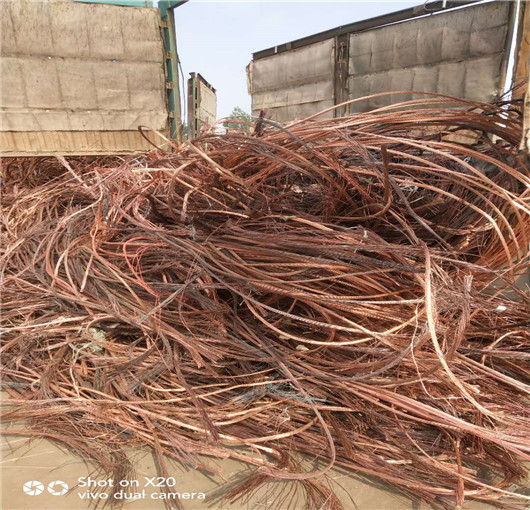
left=250, top=39, right=335, bottom=122
left=0, top=0, right=168, bottom=155
left=347, top=1, right=511, bottom=112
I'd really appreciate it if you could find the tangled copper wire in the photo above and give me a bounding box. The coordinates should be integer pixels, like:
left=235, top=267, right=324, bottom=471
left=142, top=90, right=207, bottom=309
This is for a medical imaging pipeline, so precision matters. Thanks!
left=2, top=95, right=530, bottom=510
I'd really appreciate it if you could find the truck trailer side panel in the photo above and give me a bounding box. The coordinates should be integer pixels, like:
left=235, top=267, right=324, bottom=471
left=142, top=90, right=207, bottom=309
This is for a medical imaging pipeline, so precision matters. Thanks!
left=249, top=1, right=518, bottom=122
left=250, top=39, right=335, bottom=122
left=347, top=1, right=510, bottom=112
left=0, top=1, right=168, bottom=155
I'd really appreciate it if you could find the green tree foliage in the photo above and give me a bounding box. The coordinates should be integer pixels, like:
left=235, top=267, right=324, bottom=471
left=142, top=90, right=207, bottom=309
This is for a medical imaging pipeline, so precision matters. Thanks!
left=224, top=107, right=252, bottom=131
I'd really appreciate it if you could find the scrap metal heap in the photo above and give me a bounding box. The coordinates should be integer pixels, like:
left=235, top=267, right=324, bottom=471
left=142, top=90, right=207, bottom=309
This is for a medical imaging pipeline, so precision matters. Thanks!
left=2, top=95, right=530, bottom=509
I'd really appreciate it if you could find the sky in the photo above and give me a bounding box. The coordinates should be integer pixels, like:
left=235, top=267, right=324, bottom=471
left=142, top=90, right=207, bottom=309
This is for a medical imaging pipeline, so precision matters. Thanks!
left=174, top=1, right=419, bottom=120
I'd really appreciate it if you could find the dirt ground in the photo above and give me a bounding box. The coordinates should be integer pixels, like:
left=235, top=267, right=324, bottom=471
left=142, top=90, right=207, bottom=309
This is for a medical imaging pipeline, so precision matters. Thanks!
left=1, top=429, right=500, bottom=510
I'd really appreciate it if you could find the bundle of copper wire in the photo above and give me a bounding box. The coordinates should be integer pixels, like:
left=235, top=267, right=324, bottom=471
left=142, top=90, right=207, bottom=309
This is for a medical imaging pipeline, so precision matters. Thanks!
left=2, top=96, right=530, bottom=509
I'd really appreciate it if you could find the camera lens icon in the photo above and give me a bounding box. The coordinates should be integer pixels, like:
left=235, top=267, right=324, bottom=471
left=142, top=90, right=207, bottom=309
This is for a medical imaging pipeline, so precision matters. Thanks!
left=48, top=480, right=69, bottom=496
left=23, top=481, right=44, bottom=496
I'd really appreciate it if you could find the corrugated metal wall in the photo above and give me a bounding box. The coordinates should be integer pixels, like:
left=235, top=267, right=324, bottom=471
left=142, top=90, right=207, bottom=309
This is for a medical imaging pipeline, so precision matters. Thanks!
left=250, top=1, right=514, bottom=122
left=0, top=0, right=167, bottom=155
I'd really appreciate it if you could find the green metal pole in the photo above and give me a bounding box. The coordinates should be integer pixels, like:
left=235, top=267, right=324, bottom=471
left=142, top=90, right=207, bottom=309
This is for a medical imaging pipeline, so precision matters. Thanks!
left=159, top=1, right=187, bottom=142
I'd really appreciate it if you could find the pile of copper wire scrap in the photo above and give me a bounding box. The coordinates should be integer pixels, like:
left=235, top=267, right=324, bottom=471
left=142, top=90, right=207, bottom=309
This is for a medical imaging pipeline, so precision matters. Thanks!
left=2, top=95, right=530, bottom=510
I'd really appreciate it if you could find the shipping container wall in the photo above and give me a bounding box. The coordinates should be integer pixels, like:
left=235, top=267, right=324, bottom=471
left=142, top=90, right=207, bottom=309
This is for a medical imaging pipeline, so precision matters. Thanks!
left=0, top=0, right=168, bottom=155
